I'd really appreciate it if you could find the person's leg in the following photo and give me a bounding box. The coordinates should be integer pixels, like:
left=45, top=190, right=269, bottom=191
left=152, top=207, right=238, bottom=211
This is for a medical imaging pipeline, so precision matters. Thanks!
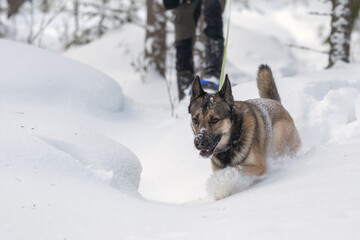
left=175, top=38, right=193, bottom=100
left=173, top=0, right=200, bottom=100
left=204, top=0, right=226, bottom=83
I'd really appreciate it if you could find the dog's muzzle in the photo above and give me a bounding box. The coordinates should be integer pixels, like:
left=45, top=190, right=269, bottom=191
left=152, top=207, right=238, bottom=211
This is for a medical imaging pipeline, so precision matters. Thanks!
left=194, top=134, right=222, bottom=158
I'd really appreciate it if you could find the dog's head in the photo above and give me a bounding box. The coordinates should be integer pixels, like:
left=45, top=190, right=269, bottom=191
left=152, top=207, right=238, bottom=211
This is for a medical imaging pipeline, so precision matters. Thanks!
left=188, top=75, right=234, bottom=158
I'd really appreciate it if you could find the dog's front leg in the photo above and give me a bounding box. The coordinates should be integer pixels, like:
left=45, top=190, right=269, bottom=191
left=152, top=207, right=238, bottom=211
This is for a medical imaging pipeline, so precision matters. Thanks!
left=236, top=145, right=266, bottom=176
left=207, top=147, right=266, bottom=200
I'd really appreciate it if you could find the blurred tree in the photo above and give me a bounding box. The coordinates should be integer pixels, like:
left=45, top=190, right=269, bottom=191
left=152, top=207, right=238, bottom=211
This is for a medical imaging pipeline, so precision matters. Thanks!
left=1, top=0, right=140, bottom=49
left=351, top=0, right=359, bottom=28
left=7, top=0, right=28, bottom=18
left=39, top=0, right=50, bottom=13
left=63, top=0, right=140, bottom=49
left=144, top=0, right=166, bottom=78
left=328, top=0, right=353, bottom=67
left=0, top=0, right=4, bottom=37
left=73, top=0, right=80, bottom=41
left=97, top=0, right=108, bottom=36
left=193, top=2, right=206, bottom=79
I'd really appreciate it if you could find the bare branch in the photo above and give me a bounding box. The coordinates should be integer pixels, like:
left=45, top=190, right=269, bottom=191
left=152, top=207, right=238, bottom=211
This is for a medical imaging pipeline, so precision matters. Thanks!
left=308, top=11, right=331, bottom=16
left=285, top=44, right=329, bottom=54
left=28, top=4, right=66, bottom=44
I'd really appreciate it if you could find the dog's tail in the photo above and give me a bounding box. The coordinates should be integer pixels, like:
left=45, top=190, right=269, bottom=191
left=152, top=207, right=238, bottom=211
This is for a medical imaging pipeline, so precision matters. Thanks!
left=257, top=64, right=281, bottom=102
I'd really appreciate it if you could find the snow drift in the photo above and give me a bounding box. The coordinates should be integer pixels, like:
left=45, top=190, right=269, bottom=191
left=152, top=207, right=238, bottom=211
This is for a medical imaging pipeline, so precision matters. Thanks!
left=0, top=39, right=142, bottom=197
left=0, top=39, right=123, bottom=114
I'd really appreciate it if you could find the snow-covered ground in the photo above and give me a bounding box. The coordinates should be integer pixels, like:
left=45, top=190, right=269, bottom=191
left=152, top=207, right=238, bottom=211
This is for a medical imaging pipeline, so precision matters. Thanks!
left=1, top=1, right=360, bottom=239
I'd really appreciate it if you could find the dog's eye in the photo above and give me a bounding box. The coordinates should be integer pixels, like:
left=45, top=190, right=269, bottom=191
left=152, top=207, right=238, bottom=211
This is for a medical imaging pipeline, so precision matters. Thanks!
left=193, top=118, right=199, bottom=125
left=209, top=118, right=219, bottom=125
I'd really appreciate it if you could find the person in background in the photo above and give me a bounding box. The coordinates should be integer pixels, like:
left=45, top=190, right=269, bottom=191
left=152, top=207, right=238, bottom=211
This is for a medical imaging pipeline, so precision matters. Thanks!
left=164, top=0, right=226, bottom=100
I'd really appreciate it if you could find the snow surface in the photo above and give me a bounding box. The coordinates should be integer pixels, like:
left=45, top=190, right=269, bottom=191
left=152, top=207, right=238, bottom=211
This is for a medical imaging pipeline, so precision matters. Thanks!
left=0, top=39, right=124, bottom=115
left=1, top=1, right=360, bottom=239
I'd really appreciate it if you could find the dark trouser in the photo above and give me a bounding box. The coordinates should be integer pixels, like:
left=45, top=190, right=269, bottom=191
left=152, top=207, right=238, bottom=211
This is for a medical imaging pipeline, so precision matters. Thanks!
left=173, top=0, right=225, bottom=41
left=173, top=0, right=225, bottom=99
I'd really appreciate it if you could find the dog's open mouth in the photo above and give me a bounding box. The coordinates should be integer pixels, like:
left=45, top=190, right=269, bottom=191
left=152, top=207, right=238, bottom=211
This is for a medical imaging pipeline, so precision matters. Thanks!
left=199, top=147, right=216, bottom=158
left=196, top=134, right=222, bottom=158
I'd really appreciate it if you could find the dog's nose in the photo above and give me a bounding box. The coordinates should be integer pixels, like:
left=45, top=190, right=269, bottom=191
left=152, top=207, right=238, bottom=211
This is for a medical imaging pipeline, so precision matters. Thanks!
left=194, top=137, right=209, bottom=150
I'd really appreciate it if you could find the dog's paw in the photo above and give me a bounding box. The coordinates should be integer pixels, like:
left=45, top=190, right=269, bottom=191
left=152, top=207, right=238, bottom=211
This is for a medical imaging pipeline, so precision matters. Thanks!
left=206, top=167, right=258, bottom=200
left=206, top=167, right=237, bottom=200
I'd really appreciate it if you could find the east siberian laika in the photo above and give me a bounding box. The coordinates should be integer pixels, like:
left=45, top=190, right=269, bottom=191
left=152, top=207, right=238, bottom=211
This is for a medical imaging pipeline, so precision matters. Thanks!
left=188, top=64, right=301, bottom=200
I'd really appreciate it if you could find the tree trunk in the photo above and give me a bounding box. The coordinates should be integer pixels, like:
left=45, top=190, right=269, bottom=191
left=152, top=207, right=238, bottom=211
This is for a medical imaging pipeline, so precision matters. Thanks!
left=144, top=0, right=166, bottom=78
left=27, top=0, right=34, bottom=43
left=7, top=0, right=27, bottom=18
left=98, top=0, right=108, bottom=37
left=328, top=0, right=353, bottom=68
left=74, top=0, right=79, bottom=41
left=194, top=1, right=206, bottom=79
left=0, top=1, right=3, bottom=37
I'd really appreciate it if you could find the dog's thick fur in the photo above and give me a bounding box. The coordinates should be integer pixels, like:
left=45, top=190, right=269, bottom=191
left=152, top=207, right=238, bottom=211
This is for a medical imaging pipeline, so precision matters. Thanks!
left=189, top=64, right=301, bottom=180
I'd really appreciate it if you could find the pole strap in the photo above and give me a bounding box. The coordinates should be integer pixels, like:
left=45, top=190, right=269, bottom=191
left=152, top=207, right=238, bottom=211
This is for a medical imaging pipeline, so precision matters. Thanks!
left=219, top=0, right=232, bottom=90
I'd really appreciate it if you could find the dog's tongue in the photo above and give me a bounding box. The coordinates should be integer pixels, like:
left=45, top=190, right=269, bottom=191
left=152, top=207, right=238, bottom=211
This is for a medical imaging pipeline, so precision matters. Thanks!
left=200, top=149, right=212, bottom=157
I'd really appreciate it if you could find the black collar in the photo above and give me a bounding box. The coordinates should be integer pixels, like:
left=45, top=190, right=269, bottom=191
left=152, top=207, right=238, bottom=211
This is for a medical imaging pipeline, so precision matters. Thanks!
left=231, top=126, right=242, bottom=147
left=215, top=111, right=243, bottom=155
left=229, top=108, right=243, bottom=147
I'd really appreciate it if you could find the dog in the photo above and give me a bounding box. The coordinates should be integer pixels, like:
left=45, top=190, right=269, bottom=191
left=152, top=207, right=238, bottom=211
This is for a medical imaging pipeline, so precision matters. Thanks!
left=188, top=64, right=301, bottom=199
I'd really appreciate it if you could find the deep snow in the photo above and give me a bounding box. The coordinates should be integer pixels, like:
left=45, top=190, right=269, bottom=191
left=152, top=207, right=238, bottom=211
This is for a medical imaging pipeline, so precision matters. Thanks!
left=1, top=39, right=360, bottom=240
left=1, top=1, right=360, bottom=239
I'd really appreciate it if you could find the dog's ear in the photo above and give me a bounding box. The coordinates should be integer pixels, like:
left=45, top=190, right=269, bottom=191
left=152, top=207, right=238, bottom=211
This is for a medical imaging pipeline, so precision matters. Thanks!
left=219, top=74, right=234, bottom=106
left=190, top=75, right=205, bottom=102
